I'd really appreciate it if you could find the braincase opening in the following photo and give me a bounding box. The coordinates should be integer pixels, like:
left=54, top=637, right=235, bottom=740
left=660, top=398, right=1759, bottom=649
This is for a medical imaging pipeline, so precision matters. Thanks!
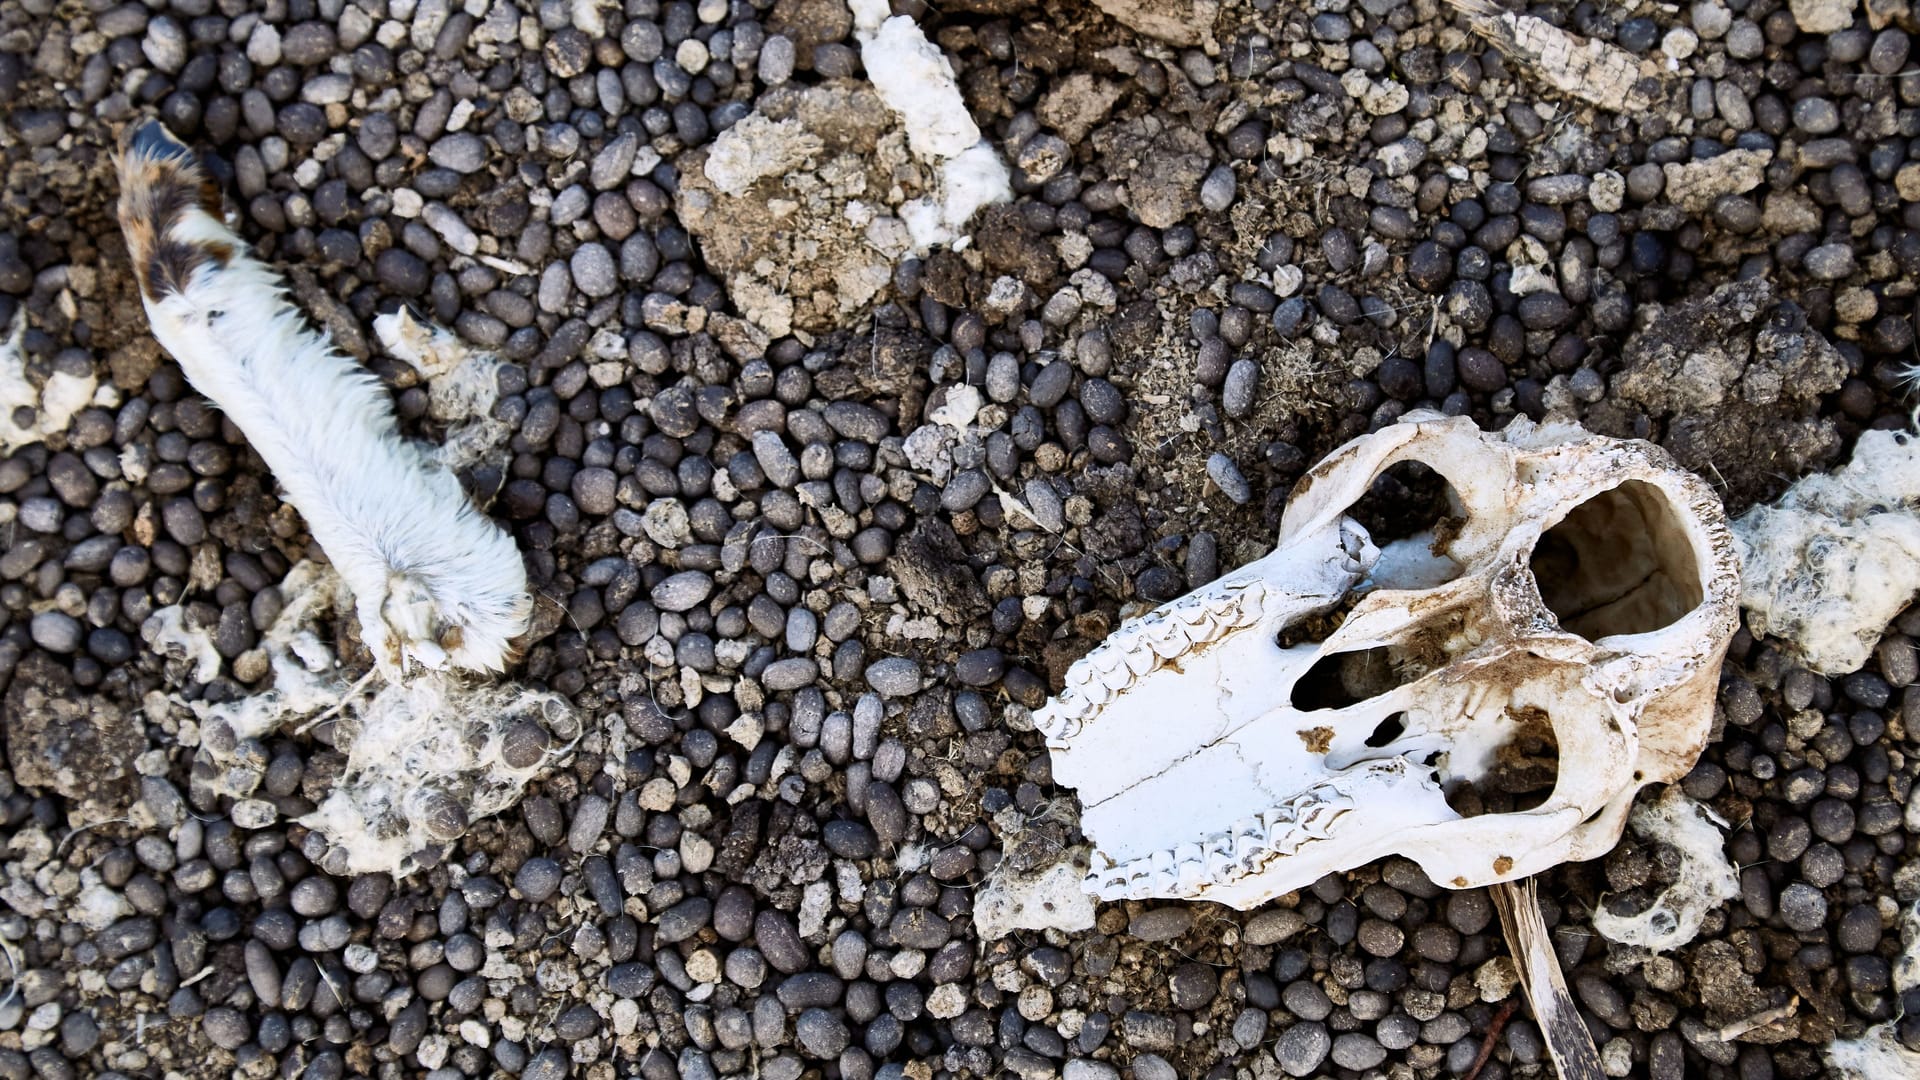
left=1529, top=479, right=1705, bottom=640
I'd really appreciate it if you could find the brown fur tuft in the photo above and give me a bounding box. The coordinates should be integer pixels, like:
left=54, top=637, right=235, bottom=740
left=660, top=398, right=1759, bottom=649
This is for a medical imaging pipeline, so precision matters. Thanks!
left=114, top=123, right=231, bottom=305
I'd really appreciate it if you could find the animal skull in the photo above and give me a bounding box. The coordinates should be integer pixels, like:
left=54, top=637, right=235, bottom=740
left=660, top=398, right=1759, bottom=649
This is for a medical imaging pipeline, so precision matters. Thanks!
left=1036, top=413, right=1738, bottom=909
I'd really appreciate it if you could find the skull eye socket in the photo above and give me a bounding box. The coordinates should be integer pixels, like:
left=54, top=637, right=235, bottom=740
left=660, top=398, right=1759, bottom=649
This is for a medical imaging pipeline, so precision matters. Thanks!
left=1347, top=460, right=1467, bottom=590
left=1528, top=480, right=1704, bottom=641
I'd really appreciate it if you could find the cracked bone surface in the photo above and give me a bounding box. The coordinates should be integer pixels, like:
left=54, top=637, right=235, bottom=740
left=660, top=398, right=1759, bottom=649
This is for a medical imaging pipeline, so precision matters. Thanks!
left=115, top=121, right=530, bottom=677
left=1035, top=413, right=1739, bottom=908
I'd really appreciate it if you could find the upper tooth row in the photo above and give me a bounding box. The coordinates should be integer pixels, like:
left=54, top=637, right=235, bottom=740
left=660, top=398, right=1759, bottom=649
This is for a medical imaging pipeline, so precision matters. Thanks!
left=1035, top=578, right=1271, bottom=742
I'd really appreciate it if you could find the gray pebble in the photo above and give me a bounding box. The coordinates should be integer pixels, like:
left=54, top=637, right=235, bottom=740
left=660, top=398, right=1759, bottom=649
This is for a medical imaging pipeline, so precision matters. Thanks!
left=1200, top=165, right=1237, bottom=212
left=1222, top=358, right=1260, bottom=418
left=796, top=1009, right=849, bottom=1058
left=515, top=857, right=562, bottom=902
left=29, top=611, right=81, bottom=654
left=572, top=467, right=617, bottom=514
left=1779, top=882, right=1827, bottom=931
left=1131, top=1054, right=1178, bottom=1080
left=1129, top=908, right=1192, bottom=942
left=762, top=658, right=819, bottom=691
left=759, top=35, right=796, bottom=83
left=523, top=1049, right=570, bottom=1080
left=1232, top=1008, right=1269, bottom=1050
left=755, top=910, right=810, bottom=974
left=570, top=243, right=618, bottom=298
left=202, top=1007, right=251, bottom=1050
left=657, top=898, right=712, bottom=943
left=865, top=781, right=908, bottom=844
left=1331, top=1033, right=1387, bottom=1070
left=1803, top=243, right=1855, bottom=280
left=1207, top=452, right=1251, bottom=504
left=289, top=876, right=337, bottom=916
left=428, top=132, right=487, bottom=173
left=1276, top=1021, right=1331, bottom=1077
left=652, top=571, right=715, bottom=612
left=143, top=16, right=188, bottom=72
left=592, top=131, right=639, bottom=190
left=865, top=657, right=922, bottom=697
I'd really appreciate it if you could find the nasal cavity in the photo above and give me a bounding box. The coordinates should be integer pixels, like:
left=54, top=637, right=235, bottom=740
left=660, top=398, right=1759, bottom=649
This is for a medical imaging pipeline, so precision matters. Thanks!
left=1345, top=460, right=1467, bottom=590
left=1528, top=480, right=1704, bottom=641
left=1291, top=645, right=1420, bottom=710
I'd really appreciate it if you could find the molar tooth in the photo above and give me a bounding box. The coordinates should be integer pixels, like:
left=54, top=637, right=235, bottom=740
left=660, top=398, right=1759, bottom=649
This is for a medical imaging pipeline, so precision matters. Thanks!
left=1149, top=632, right=1188, bottom=660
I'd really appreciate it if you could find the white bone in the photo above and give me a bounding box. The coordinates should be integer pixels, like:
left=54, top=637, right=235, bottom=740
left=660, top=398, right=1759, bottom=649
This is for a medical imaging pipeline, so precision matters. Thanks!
left=1035, top=412, right=1740, bottom=908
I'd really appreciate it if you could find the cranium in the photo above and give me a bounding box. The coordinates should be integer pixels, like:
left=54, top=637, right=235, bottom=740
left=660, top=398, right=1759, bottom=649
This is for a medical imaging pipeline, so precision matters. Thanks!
left=1036, top=413, right=1739, bottom=908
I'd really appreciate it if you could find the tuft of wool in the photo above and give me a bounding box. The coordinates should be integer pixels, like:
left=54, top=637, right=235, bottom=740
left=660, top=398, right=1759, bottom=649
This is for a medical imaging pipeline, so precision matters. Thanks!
left=1733, top=428, right=1920, bottom=675
left=115, top=122, right=530, bottom=676
left=848, top=0, right=1012, bottom=250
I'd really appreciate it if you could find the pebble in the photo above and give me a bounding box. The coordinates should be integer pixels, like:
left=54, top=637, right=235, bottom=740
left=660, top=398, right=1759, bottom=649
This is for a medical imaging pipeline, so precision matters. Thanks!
left=1200, top=165, right=1237, bottom=212
left=1277, top=1021, right=1331, bottom=1076
left=864, top=657, right=922, bottom=697
left=1207, top=452, right=1251, bottom=504
left=1129, top=908, right=1192, bottom=942
left=1223, top=358, right=1260, bottom=418
left=515, top=857, right=562, bottom=902
left=571, top=243, right=618, bottom=298
left=29, top=611, right=81, bottom=653
left=1779, top=882, right=1827, bottom=932
left=1803, top=244, right=1856, bottom=280
left=652, top=571, right=715, bottom=612
left=428, top=133, right=487, bottom=173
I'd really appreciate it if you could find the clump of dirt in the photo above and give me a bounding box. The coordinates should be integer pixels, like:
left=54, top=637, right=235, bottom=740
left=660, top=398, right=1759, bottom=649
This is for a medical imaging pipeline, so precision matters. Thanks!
left=1596, top=277, right=1848, bottom=510
left=676, top=80, right=914, bottom=340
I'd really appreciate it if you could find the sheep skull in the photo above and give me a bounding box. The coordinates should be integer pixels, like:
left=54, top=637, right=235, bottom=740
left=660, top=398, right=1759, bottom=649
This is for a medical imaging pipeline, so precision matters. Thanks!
left=1037, top=413, right=1739, bottom=909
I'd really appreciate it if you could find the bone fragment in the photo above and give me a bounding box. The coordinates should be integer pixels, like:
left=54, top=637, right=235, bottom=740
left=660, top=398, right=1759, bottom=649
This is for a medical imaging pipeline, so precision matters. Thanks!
left=1492, top=878, right=1606, bottom=1080
left=1448, top=0, right=1666, bottom=113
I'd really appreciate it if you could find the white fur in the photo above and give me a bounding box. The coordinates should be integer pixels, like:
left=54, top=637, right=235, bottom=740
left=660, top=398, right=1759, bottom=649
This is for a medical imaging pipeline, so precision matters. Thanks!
left=123, top=168, right=530, bottom=675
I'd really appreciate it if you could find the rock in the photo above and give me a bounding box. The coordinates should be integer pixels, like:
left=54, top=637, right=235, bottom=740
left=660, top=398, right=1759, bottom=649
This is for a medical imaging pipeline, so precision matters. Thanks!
left=1276, top=1021, right=1332, bottom=1076
left=1661, top=149, right=1771, bottom=213
left=865, top=657, right=922, bottom=697
left=1038, top=74, right=1124, bottom=145
left=1199, top=164, right=1237, bottom=212
left=29, top=611, right=82, bottom=653
left=677, top=71, right=1006, bottom=336
left=1091, top=0, right=1221, bottom=48
left=974, top=852, right=1099, bottom=938
left=702, top=115, right=822, bottom=196
left=428, top=132, right=487, bottom=173
left=1606, top=277, right=1847, bottom=504
left=1789, top=0, right=1857, bottom=31
left=887, top=520, right=989, bottom=620
left=590, top=131, right=640, bottom=190
left=1128, top=907, right=1194, bottom=942
left=652, top=571, right=716, bottom=612
left=1244, top=908, right=1307, bottom=946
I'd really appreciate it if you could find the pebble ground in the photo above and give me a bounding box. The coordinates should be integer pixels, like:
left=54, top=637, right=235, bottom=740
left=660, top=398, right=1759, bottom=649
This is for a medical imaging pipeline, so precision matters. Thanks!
left=0, top=0, right=1917, bottom=1077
